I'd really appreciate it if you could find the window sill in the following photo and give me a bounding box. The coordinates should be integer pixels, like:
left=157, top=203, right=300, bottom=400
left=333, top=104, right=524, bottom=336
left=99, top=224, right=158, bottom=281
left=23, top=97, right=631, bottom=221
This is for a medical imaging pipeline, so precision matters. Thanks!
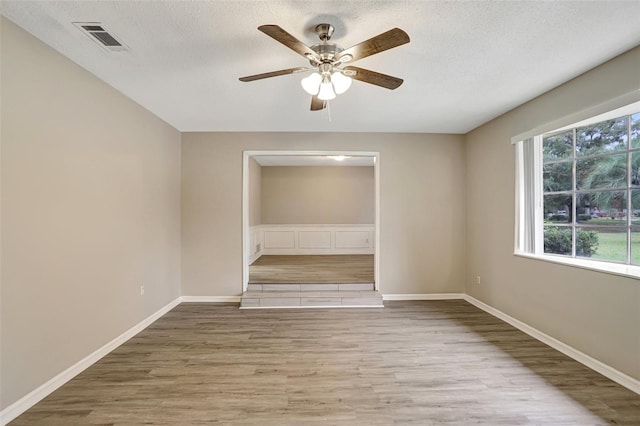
left=514, top=252, right=640, bottom=280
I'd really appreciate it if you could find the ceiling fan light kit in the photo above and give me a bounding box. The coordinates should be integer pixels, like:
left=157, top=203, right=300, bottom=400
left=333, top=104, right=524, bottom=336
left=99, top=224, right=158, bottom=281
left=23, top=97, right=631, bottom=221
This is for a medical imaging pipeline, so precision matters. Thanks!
left=301, top=66, right=352, bottom=100
left=239, top=23, right=410, bottom=110
left=330, top=71, right=352, bottom=95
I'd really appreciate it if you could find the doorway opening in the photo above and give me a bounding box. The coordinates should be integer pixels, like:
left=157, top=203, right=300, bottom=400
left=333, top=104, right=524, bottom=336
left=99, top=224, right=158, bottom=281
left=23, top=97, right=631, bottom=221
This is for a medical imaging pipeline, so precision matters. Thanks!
left=242, top=151, right=380, bottom=294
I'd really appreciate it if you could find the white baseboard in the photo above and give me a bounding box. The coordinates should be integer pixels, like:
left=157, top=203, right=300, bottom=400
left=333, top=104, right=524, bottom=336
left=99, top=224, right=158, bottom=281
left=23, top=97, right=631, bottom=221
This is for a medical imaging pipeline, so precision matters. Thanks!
left=180, top=295, right=241, bottom=303
left=463, top=295, right=640, bottom=395
left=248, top=252, right=262, bottom=265
left=382, top=293, right=465, bottom=301
left=0, top=297, right=182, bottom=426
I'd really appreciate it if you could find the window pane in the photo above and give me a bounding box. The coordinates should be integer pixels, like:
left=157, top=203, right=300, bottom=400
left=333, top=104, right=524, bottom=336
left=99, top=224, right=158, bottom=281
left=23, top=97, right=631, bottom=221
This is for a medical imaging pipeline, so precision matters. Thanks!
left=543, top=130, right=573, bottom=162
left=576, top=116, right=628, bottom=156
left=632, top=151, right=640, bottom=187
left=576, top=193, right=597, bottom=224
left=577, top=191, right=626, bottom=225
left=632, top=227, right=640, bottom=265
left=543, top=161, right=572, bottom=192
left=583, top=226, right=626, bottom=263
left=543, top=225, right=572, bottom=256
left=632, top=190, right=640, bottom=225
left=576, top=153, right=626, bottom=190
left=544, top=194, right=572, bottom=222
left=631, top=112, right=640, bottom=149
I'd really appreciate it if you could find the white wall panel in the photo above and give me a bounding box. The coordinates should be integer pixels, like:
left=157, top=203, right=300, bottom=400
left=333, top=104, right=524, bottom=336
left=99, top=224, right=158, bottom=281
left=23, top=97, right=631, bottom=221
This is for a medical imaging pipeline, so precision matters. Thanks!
left=335, top=231, right=370, bottom=248
left=255, top=225, right=374, bottom=255
left=263, top=231, right=295, bottom=249
left=298, top=231, right=331, bottom=249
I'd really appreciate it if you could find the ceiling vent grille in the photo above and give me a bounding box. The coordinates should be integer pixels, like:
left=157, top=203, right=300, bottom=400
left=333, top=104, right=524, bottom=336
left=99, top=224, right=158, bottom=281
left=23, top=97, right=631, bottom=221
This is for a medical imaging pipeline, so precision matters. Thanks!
left=73, top=22, right=127, bottom=52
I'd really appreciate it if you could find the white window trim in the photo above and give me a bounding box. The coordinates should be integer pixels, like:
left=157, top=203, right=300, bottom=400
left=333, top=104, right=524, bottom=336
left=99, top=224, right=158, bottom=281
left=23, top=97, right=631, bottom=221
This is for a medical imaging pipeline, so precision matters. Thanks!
left=514, top=137, right=544, bottom=255
left=533, top=135, right=545, bottom=256
left=514, top=100, right=640, bottom=280
left=514, top=252, right=640, bottom=280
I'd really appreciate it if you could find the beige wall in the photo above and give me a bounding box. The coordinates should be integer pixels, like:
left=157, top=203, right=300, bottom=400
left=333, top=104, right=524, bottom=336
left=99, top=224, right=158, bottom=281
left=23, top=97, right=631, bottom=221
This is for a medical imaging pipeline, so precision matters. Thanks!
left=0, top=18, right=182, bottom=410
left=464, top=46, right=640, bottom=381
left=261, top=166, right=374, bottom=224
left=248, top=157, right=261, bottom=227
left=182, top=132, right=466, bottom=296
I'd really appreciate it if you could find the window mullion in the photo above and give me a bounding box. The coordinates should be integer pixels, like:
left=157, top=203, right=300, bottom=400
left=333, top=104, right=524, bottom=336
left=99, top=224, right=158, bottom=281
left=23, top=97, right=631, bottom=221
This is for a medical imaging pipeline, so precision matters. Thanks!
left=533, top=136, right=544, bottom=255
left=627, top=115, right=632, bottom=264
left=572, top=127, right=577, bottom=258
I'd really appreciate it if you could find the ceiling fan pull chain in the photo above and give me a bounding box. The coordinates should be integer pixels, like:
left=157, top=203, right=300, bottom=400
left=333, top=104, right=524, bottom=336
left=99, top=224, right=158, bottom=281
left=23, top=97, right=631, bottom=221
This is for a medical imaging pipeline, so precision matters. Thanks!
left=327, top=101, right=332, bottom=122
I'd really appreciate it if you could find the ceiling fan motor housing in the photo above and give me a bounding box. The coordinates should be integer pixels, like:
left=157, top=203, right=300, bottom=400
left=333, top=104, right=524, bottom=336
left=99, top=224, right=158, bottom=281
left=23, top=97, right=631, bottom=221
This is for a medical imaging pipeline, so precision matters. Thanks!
left=314, top=23, right=334, bottom=41
left=308, top=23, right=350, bottom=66
left=310, top=43, right=343, bottom=64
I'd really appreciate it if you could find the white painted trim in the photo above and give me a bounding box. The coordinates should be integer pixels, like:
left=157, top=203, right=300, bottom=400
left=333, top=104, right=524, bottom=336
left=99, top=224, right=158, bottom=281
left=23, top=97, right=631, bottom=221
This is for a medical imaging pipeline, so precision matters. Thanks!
left=514, top=252, right=640, bottom=280
left=258, top=224, right=374, bottom=255
left=180, top=296, right=242, bottom=303
left=382, top=293, right=465, bottom=301
left=240, top=305, right=384, bottom=309
left=374, top=154, right=380, bottom=291
left=242, top=151, right=250, bottom=292
left=260, top=249, right=374, bottom=255
left=0, top=297, right=182, bottom=426
left=463, top=295, right=640, bottom=395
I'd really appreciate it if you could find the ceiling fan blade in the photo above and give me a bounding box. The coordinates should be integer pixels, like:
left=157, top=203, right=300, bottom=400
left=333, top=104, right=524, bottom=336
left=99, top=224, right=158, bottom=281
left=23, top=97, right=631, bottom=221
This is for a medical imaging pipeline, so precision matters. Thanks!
left=239, top=67, right=308, bottom=82
left=310, top=95, right=326, bottom=111
left=343, top=66, right=404, bottom=90
left=258, top=25, right=320, bottom=61
left=336, top=28, right=409, bottom=63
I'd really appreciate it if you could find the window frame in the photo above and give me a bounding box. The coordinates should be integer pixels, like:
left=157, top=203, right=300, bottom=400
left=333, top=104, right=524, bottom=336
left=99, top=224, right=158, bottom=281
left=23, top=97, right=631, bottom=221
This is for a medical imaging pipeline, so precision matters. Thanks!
left=515, top=103, right=640, bottom=280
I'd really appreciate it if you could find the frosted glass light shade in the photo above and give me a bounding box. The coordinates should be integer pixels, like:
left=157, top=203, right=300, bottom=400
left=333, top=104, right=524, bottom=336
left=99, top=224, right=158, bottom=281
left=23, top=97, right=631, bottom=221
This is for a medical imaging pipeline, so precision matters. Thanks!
left=331, top=72, right=352, bottom=94
left=318, top=80, right=336, bottom=100
left=301, top=72, right=321, bottom=95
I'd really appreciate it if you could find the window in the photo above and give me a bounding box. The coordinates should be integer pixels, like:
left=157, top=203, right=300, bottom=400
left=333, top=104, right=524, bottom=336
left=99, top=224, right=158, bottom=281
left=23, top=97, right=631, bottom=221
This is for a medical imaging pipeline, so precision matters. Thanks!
left=516, top=103, right=640, bottom=275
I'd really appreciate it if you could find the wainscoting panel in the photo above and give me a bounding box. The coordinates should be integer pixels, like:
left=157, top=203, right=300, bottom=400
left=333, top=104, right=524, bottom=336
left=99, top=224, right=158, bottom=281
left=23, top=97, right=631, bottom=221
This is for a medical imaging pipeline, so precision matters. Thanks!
left=335, top=231, right=370, bottom=248
left=250, top=225, right=374, bottom=257
left=264, top=231, right=295, bottom=249
left=298, top=231, right=332, bottom=249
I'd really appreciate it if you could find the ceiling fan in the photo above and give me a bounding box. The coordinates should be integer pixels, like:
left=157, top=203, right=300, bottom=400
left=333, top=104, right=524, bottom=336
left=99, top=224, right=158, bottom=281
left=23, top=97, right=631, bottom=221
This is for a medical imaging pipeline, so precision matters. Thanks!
left=239, top=23, right=410, bottom=111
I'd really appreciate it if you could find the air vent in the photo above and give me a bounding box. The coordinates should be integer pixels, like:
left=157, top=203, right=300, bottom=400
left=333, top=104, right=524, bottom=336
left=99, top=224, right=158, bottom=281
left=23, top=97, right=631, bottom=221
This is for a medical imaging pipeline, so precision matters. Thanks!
left=73, top=22, right=127, bottom=52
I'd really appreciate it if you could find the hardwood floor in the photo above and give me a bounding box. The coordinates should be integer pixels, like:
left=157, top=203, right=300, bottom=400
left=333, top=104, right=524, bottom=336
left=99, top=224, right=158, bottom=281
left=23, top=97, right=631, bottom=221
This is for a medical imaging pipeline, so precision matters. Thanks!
left=10, top=301, right=640, bottom=425
left=249, top=254, right=374, bottom=284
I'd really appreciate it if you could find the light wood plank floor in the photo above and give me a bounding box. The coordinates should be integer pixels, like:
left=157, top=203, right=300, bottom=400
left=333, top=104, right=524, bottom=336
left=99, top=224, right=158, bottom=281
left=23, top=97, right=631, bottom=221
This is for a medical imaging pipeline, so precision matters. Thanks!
left=10, top=301, right=640, bottom=425
left=249, top=254, right=374, bottom=284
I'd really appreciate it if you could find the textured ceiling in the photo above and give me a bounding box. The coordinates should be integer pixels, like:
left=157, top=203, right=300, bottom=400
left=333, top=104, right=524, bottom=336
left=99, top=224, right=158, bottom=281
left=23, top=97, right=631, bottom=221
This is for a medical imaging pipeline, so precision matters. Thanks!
left=2, top=1, right=640, bottom=133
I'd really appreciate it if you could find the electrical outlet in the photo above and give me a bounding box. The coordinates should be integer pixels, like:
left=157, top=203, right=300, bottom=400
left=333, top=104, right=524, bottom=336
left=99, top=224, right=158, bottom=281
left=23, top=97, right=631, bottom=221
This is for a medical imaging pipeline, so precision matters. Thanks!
left=475, top=276, right=481, bottom=285
left=140, top=285, right=145, bottom=295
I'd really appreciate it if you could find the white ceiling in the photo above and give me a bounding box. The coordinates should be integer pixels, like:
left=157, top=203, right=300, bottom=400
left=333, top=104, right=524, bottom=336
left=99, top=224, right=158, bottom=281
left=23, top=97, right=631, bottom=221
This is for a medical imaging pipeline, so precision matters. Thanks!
left=2, top=1, right=640, bottom=134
